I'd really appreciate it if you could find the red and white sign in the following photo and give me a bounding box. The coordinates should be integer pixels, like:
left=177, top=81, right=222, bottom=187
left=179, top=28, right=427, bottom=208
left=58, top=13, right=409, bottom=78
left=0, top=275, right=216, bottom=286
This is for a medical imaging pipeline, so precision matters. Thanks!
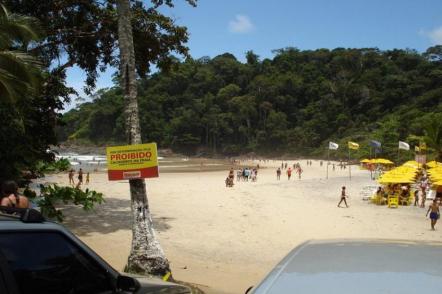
left=106, top=143, right=159, bottom=181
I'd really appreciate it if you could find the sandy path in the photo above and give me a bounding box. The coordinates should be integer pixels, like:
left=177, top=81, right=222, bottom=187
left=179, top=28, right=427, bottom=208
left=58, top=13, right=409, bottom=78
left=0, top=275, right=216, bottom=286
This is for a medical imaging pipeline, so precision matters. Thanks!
left=47, top=160, right=442, bottom=293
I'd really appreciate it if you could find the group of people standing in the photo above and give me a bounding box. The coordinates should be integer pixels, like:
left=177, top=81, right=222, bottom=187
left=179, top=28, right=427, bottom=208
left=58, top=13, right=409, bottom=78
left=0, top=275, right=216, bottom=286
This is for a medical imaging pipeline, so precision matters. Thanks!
left=238, top=167, right=258, bottom=182
left=226, top=167, right=259, bottom=187
left=277, top=162, right=303, bottom=180
left=68, top=168, right=90, bottom=188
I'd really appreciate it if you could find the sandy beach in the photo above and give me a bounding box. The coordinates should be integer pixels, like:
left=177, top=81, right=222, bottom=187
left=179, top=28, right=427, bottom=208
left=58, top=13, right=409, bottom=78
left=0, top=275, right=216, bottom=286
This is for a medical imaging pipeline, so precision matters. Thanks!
left=46, top=160, right=442, bottom=294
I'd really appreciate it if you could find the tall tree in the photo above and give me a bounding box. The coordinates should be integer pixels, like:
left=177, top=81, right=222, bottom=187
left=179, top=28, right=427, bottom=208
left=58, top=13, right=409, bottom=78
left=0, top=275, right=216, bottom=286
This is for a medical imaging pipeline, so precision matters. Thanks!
left=116, top=0, right=168, bottom=276
left=423, top=113, right=442, bottom=161
left=116, top=0, right=196, bottom=276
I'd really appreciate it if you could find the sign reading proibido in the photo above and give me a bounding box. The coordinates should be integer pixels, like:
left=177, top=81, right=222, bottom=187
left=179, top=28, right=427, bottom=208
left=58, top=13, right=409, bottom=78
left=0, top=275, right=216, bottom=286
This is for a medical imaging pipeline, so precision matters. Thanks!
left=106, top=143, right=159, bottom=181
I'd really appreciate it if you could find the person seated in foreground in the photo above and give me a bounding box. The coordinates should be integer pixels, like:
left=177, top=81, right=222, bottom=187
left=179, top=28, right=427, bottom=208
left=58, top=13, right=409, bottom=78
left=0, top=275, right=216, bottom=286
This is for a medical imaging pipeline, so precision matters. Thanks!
left=1, top=180, right=30, bottom=209
left=225, top=177, right=234, bottom=187
left=399, top=187, right=409, bottom=205
left=374, top=186, right=387, bottom=205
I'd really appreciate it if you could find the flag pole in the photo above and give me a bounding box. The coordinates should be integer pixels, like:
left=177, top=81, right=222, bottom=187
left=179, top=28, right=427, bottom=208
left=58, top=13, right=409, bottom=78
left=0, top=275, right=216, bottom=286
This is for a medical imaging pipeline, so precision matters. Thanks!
left=326, top=147, right=329, bottom=179
left=348, top=147, right=351, bottom=180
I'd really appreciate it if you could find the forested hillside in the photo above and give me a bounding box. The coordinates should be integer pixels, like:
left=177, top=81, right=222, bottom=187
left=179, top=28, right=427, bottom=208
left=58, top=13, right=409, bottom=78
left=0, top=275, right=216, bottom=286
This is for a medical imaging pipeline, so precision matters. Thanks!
left=59, top=47, right=442, bottom=159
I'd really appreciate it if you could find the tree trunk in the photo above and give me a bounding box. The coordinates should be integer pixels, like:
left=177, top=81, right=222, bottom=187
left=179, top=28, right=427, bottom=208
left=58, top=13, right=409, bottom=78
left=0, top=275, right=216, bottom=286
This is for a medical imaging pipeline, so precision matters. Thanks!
left=116, top=0, right=170, bottom=276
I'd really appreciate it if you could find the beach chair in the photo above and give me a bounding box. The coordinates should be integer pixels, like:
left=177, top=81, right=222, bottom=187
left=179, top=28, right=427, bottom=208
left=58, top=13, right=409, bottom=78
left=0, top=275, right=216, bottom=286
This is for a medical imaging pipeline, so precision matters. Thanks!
left=399, top=196, right=408, bottom=206
left=388, top=196, right=399, bottom=208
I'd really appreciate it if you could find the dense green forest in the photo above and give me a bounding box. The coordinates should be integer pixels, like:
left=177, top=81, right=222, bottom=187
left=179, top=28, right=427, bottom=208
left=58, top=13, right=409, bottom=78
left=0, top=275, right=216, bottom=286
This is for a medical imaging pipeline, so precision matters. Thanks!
left=59, top=47, right=442, bottom=160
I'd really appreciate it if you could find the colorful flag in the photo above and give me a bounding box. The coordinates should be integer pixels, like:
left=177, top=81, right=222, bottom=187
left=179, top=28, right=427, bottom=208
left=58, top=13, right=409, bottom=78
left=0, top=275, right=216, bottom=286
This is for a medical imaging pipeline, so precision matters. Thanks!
left=415, top=146, right=420, bottom=152
left=348, top=141, right=359, bottom=150
left=369, top=140, right=381, bottom=149
left=329, top=142, right=339, bottom=150
left=398, top=141, right=410, bottom=150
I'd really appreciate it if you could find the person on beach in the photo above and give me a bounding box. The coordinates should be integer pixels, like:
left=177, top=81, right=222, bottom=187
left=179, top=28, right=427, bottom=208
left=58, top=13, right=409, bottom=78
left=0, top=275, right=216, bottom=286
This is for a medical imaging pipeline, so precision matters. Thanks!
left=337, top=186, right=349, bottom=208
left=251, top=169, right=257, bottom=182
left=77, top=168, right=83, bottom=188
left=68, top=169, right=75, bottom=186
left=320, top=161, right=323, bottom=167
left=229, top=168, right=235, bottom=182
left=1, top=181, right=30, bottom=208
left=237, top=169, right=242, bottom=182
left=420, top=180, right=427, bottom=208
left=296, top=167, right=303, bottom=180
left=414, top=190, right=419, bottom=206
left=276, top=168, right=281, bottom=180
left=332, top=164, right=335, bottom=171
left=86, top=172, right=90, bottom=184
left=225, top=176, right=234, bottom=187
left=426, top=200, right=440, bottom=230
left=244, top=168, right=250, bottom=181
left=287, top=167, right=292, bottom=180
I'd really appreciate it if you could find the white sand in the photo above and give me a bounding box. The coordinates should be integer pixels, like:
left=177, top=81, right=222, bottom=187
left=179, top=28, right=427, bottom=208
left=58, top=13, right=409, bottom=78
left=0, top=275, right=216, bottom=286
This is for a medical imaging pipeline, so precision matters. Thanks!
left=48, top=160, right=442, bottom=293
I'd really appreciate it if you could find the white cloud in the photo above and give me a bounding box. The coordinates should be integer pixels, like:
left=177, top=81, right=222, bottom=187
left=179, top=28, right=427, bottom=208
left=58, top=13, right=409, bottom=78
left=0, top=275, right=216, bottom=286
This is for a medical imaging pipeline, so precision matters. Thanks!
left=229, top=14, right=254, bottom=33
left=421, top=26, right=442, bottom=45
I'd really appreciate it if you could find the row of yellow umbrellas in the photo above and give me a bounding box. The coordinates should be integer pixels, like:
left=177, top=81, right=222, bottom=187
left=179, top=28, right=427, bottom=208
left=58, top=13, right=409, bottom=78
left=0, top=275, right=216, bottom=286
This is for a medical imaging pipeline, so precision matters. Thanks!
left=360, top=158, right=394, bottom=165
left=377, top=164, right=418, bottom=184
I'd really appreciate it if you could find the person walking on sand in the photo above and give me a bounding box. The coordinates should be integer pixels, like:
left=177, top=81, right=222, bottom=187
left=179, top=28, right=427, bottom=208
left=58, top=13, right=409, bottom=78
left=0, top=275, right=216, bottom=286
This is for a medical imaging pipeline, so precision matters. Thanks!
left=296, top=167, right=303, bottom=180
left=287, top=167, right=292, bottom=180
left=68, top=169, right=75, bottom=186
left=414, top=189, right=420, bottom=206
left=276, top=167, right=281, bottom=180
left=337, top=186, right=349, bottom=208
left=420, top=181, right=427, bottom=208
left=77, top=168, right=83, bottom=186
left=426, top=199, right=440, bottom=230
left=86, top=172, right=90, bottom=184
left=228, top=167, right=235, bottom=182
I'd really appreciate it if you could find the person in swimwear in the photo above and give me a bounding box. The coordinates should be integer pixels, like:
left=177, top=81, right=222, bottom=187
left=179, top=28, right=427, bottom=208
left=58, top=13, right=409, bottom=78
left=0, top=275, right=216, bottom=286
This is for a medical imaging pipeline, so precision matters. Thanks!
left=337, top=186, right=349, bottom=208
left=426, top=199, right=440, bottom=231
left=1, top=181, right=30, bottom=208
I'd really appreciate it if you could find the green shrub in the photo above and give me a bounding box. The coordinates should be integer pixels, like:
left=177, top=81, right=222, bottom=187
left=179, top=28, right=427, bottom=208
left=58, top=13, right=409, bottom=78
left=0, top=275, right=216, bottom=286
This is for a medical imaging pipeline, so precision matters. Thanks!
left=24, top=184, right=104, bottom=222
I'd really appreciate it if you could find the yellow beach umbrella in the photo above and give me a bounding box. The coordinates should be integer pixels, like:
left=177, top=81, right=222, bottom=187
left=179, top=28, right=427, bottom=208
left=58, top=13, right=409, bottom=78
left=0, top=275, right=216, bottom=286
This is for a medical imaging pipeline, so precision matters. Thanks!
left=372, top=158, right=394, bottom=164
left=427, top=161, right=442, bottom=168
left=360, top=159, right=371, bottom=163
left=403, top=160, right=419, bottom=168
left=378, top=178, right=415, bottom=184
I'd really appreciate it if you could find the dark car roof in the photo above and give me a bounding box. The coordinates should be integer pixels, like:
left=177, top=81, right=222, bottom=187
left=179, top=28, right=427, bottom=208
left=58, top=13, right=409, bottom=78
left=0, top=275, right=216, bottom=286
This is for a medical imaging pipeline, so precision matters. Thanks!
left=251, top=239, right=442, bottom=294
left=0, top=211, right=120, bottom=278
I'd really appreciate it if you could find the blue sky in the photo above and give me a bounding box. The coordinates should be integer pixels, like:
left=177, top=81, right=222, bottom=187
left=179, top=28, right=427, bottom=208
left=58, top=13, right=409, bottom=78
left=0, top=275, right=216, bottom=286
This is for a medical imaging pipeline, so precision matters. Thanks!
left=65, top=0, right=442, bottom=110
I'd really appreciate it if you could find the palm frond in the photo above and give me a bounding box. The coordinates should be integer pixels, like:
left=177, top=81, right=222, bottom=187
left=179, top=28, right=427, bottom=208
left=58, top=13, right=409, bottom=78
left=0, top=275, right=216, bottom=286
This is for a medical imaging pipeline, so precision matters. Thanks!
left=0, top=4, right=43, bottom=103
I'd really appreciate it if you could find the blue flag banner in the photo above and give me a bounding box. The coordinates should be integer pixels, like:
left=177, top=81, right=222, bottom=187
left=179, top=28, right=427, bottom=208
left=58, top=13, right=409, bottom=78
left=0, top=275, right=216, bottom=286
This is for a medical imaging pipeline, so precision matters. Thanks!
left=369, top=140, right=381, bottom=149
